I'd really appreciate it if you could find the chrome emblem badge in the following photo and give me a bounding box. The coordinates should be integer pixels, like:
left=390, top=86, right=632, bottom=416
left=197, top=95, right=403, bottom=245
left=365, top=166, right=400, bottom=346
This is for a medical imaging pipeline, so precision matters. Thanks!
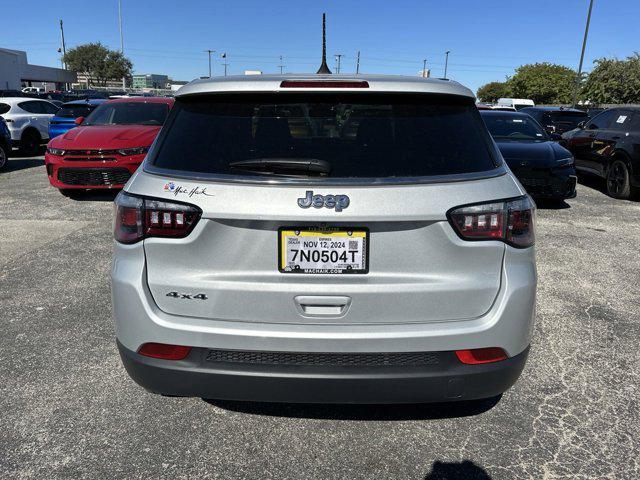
left=297, top=191, right=350, bottom=212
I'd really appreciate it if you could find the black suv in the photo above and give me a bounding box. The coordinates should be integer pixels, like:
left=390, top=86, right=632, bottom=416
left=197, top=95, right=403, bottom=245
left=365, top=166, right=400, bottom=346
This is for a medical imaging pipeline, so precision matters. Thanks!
left=521, top=107, right=589, bottom=136
left=562, top=107, right=640, bottom=199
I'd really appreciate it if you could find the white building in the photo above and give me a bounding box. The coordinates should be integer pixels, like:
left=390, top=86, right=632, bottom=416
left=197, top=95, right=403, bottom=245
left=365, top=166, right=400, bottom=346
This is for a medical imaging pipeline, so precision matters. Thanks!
left=0, top=47, right=77, bottom=91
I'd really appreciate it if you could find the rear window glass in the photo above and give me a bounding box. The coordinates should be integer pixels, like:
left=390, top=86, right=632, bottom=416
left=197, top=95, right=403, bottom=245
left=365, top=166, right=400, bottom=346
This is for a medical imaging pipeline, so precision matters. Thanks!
left=549, top=111, right=588, bottom=125
left=57, top=105, right=95, bottom=118
left=152, top=94, right=497, bottom=179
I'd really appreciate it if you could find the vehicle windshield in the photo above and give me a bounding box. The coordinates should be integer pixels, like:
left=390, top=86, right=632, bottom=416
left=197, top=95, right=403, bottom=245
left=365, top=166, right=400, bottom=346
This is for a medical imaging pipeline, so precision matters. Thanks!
left=57, top=105, right=95, bottom=119
left=482, top=113, right=547, bottom=141
left=151, top=93, right=498, bottom=179
left=84, top=102, right=169, bottom=126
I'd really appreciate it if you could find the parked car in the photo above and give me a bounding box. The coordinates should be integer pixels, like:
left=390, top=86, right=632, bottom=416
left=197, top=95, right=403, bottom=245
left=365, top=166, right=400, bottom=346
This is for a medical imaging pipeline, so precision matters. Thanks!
left=22, top=86, right=45, bottom=94
left=0, top=97, right=60, bottom=155
left=561, top=107, right=640, bottom=199
left=113, top=74, right=537, bottom=404
left=520, top=106, right=589, bottom=136
left=48, top=99, right=108, bottom=139
left=0, top=116, right=11, bottom=170
left=45, top=97, right=174, bottom=194
left=481, top=110, right=576, bottom=200
left=492, top=105, right=517, bottom=112
left=496, top=98, right=535, bottom=110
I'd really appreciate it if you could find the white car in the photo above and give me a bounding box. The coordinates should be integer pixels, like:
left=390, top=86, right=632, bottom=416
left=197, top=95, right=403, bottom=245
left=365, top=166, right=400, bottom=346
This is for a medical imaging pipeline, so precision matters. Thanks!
left=0, top=98, right=59, bottom=155
left=22, top=86, right=45, bottom=94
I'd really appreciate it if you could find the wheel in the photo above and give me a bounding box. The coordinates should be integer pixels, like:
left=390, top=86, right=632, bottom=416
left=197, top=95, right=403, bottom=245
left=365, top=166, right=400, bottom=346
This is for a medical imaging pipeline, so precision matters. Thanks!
left=20, top=130, right=41, bottom=157
left=606, top=159, right=632, bottom=199
left=0, top=143, right=8, bottom=170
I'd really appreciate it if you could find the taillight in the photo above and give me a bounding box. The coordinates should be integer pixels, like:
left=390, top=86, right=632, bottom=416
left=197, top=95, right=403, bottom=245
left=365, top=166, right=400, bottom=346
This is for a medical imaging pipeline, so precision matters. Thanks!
left=114, top=191, right=201, bottom=244
left=138, top=343, right=191, bottom=360
left=447, top=196, right=535, bottom=248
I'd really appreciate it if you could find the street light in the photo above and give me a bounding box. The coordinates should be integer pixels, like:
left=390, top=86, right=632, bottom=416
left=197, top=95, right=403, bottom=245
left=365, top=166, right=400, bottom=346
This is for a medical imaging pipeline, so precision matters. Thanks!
left=572, top=0, right=594, bottom=107
left=444, top=50, right=451, bottom=79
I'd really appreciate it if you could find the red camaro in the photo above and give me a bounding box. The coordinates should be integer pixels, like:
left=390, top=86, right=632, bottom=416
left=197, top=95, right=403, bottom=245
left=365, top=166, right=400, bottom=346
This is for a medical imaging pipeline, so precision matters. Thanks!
left=45, top=97, right=174, bottom=194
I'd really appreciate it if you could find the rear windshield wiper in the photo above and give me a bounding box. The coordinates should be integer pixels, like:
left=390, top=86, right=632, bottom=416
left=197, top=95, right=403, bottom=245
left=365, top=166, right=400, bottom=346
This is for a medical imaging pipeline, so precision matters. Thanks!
left=229, top=158, right=331, bottom=176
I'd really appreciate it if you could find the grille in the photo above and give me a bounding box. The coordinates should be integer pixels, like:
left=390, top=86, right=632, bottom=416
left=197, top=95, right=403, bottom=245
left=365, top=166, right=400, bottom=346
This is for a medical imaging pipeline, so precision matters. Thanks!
left=57, top=167, right=131, bottom=186
left=64, top=149, right=119, bottom=155
left=205, top=349, right=440, bottom=367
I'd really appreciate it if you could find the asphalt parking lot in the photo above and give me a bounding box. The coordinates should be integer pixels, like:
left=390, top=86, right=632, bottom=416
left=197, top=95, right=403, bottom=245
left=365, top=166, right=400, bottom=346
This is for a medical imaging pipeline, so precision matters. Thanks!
left=1, top=154, right=639, bottom=480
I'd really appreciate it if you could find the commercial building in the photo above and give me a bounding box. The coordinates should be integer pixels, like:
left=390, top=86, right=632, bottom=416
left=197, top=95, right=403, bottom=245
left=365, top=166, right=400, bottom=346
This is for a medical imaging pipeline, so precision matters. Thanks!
left=0, top=47, right=77, bottom=91
left=132, top=74, right=169, bottom=89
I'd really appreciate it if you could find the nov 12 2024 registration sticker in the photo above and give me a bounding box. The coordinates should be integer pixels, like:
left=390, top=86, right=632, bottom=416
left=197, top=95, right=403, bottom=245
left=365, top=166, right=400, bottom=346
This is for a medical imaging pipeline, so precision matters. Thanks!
left=279, top=228, right=369, bottom=274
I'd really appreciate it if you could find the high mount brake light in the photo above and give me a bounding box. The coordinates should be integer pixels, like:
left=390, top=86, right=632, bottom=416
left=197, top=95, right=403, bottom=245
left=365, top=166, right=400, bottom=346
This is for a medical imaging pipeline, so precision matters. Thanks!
left=280, top=80, right=369, bottom=89
left=114, top=191, right=201, bottom=244
left=448, top=196, right=535, bottom=248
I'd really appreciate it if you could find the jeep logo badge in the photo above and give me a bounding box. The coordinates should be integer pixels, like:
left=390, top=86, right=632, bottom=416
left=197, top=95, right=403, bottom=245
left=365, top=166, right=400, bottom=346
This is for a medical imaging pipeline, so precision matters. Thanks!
left=297, top=191, right=350, bottom=212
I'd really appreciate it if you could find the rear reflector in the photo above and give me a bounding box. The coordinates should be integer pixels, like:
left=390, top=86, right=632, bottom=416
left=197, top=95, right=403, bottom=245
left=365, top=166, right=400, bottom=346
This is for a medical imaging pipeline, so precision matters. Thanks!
left=455, top=347, right=508, bottom=365
left=280, top=80, right=369, bottom=89
left=138, top=343, right=191, bottom=360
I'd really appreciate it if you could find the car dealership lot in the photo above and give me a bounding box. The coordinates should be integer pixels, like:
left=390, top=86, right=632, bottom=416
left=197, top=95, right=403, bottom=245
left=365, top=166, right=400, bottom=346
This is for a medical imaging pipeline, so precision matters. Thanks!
left=1, top=157, right=639, bottom=479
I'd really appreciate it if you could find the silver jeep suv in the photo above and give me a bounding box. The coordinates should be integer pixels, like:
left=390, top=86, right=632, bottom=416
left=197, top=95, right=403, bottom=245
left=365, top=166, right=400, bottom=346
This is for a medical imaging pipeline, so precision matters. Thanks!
left=112, top=75, right=536, bottom=403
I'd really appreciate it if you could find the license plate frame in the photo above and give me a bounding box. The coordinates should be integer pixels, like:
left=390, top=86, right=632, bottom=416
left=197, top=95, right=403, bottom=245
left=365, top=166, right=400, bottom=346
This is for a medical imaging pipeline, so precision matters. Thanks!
left=278, top=226, right=369, bottom=274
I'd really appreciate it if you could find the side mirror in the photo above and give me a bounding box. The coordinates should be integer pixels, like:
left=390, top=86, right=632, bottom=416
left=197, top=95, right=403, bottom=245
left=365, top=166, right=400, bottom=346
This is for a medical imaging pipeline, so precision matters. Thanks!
left=74, top=116, right=85, bottom=125
left=577, top=121, right=586, bottom=129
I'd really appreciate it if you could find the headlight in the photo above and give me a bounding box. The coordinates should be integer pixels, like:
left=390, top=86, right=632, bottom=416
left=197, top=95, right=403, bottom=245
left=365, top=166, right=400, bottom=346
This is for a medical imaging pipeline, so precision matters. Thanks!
left=556, top=157, right=574, bottom=167
left=47, top=147, right=65, bottom=156
left=117, top=146, right=149, bottom=156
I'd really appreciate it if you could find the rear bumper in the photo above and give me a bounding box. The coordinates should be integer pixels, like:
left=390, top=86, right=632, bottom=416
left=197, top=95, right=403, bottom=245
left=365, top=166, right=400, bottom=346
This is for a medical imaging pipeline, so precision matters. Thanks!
left=118, top=340, right=529, bottom=403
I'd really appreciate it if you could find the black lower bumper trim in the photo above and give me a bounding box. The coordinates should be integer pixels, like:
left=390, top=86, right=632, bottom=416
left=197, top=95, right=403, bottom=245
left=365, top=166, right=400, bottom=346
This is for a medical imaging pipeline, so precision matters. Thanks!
left=117, top=341, right=529, bottom=404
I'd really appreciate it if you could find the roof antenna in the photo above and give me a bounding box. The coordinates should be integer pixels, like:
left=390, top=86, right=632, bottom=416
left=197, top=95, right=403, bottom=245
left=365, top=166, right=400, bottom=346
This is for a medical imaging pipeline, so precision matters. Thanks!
left=316, top=13, right=332, bottom=74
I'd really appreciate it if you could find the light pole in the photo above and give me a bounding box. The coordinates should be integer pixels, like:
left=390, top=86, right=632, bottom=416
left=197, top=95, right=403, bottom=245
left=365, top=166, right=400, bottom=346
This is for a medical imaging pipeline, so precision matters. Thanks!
left=422, top=59, right=427, bottom=78
left=356, top=50, right=360, bottom=74
left=278, top=55, right=284, bottom=74
left=444, top=50, right=450, bottom=79
left=118, top=0, right=126, bottom=90
left=334, top=54, right=344, bottom=74
left=204, top=49, right=215, bottom=77
left=572, top=0, right=594, bottom=107
left=221, top=52, right=228, bottom=76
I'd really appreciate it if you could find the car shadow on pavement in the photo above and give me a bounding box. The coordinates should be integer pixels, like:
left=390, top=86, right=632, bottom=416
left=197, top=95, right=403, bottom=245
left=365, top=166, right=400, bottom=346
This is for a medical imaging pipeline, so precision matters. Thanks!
left=66, top=190, right=119, bottom=202
left=424, top=460, right=492, bottom=479
left=534, top=198, right=571, bottom=210
left=4, top=158, right=45, bottom=173
left=204, top=395, right=501, bottom=421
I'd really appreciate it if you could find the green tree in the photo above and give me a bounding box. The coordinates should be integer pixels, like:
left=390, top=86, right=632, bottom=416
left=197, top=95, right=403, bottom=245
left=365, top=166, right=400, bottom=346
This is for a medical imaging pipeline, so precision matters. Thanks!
left=507, top=63, right=577, bottom=104
left=582, top=54, right=640, bottom=104
left=477, top=81, right=511, bottom=103
left=63, top=42, right=132, bottom=87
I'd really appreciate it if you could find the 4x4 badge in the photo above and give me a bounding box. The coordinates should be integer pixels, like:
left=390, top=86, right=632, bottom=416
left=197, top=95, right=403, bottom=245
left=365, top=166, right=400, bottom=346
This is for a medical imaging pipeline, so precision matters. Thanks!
left=297, top=190, right=350, bottom=212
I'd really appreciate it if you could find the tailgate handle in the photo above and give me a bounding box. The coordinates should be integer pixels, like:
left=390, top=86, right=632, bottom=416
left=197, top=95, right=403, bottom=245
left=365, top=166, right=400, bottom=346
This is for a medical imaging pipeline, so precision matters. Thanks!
left=294, top=296, right=351, bottom=317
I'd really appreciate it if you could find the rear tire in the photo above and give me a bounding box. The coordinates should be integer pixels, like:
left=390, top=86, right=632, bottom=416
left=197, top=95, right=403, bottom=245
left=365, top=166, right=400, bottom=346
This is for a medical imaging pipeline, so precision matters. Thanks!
left=0, top=143, right=8, bottom=170
left=20, top=130, right=41, bottom=157
left=606, top=159, right=632, bottom=199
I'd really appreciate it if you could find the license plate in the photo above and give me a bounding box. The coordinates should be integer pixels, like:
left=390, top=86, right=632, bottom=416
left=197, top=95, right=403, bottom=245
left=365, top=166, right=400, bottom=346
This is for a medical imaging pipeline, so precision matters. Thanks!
left=278, top=227, right=369, bottom=274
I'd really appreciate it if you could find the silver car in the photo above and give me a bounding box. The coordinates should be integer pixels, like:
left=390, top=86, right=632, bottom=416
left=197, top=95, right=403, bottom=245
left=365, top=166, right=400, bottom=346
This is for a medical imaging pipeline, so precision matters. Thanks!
left=112, top=75, right=537, bottom=403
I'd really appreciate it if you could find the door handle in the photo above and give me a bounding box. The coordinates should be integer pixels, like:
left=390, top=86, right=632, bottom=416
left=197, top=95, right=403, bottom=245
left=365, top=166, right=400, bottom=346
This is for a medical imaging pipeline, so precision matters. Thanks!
left=294, top=295, right=351, bottom=317
left=611, top=136, right=621, bottom=140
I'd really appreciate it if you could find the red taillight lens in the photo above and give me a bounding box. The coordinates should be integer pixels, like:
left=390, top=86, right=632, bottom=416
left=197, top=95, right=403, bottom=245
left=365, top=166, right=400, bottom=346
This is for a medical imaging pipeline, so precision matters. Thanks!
left=280, top=80, right=369, bottom=88
left=114, top=191, right=201, bottom=244
left=448, top=196, right=535, bottom=248
left=138, top=343, right=191, bottom=360
left=455, top=347, right=508, bottom=365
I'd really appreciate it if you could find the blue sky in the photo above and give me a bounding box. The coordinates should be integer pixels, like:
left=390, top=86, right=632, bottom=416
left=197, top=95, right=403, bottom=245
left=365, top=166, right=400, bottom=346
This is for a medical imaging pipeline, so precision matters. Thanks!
left=2, top=0, right=638, bottom=93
